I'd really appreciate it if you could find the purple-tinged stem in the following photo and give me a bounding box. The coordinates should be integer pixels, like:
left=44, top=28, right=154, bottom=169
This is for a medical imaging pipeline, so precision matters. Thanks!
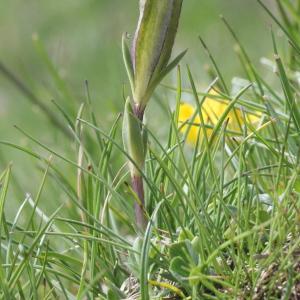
left=132, top=103, right=146, bottom=229
left=133, top=103, right=145, bottom=122
left=132, top=174, right=146, bottom=229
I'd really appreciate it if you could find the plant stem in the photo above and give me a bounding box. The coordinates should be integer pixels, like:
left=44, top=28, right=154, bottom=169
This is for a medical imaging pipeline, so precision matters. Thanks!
left=132, top=174, right=146, bottom=229
left=133, top=103, right=145, bottom=121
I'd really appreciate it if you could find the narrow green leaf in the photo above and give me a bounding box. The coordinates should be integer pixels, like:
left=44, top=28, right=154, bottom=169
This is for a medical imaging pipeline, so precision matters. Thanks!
left=122, top=33, right=135, bottom=94
left=122, top=98, right=145, bottom=175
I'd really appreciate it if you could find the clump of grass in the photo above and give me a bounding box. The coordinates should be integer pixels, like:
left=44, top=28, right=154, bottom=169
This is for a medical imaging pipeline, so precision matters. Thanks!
left=0, top=0, right=299, bottom=299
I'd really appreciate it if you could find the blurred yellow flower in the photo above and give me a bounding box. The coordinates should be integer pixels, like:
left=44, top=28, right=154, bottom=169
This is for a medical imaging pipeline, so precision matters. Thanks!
left=178, top=90, right=260, bottom=144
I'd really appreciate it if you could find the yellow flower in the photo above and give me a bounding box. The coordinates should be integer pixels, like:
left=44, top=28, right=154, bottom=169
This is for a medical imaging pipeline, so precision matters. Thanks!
left=178, top=90, right=260, bottom=144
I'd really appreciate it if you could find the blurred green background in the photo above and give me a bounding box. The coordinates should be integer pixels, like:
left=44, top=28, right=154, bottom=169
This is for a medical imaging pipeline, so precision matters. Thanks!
left=0, top=0, right=276, bottom=210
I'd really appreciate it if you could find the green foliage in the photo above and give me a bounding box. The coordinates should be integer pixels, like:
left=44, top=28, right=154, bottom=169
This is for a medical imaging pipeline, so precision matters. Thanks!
left=0, top=0, right=299, bottom=299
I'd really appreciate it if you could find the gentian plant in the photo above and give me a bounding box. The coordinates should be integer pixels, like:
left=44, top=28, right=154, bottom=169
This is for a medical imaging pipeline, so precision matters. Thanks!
left=122, top=0, right=186, bottom=229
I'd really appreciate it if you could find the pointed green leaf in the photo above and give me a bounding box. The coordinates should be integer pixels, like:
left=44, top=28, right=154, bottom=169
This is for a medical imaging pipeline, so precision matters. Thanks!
left=122, top=98, right=145, bottom=175
left=122, top=33, right=135, bottom=94
left=147, top=48, right=187, bottom=97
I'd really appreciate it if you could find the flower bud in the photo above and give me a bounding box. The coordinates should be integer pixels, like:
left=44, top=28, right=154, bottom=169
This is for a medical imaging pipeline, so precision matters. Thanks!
left=131, top=0, right=183, bottom=110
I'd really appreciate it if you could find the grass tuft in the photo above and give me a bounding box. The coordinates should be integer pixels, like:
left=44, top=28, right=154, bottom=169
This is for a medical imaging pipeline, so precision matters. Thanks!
left=0, top=1, right=299, bottom=299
